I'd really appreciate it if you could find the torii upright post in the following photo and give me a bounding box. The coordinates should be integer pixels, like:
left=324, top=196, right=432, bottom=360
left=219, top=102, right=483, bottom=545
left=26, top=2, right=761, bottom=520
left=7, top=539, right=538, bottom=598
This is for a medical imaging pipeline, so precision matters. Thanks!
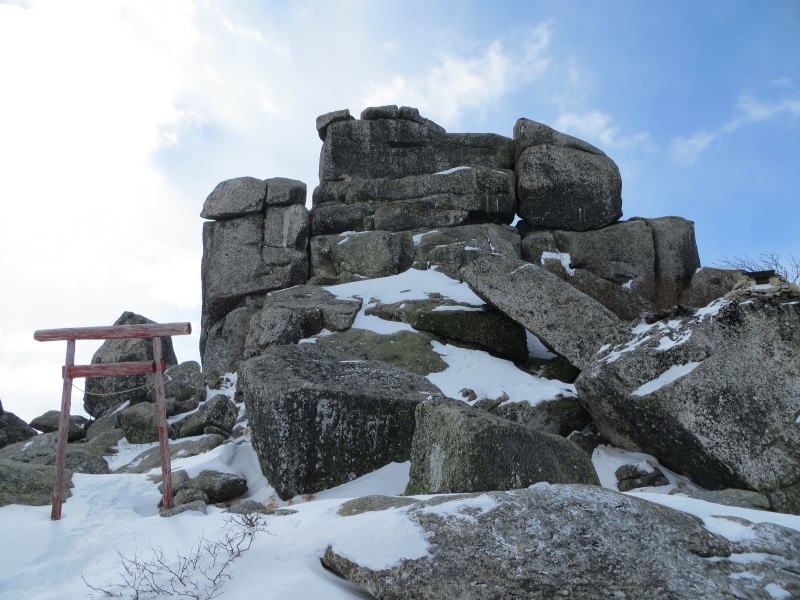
left=33, top=321, right=191, bottom=520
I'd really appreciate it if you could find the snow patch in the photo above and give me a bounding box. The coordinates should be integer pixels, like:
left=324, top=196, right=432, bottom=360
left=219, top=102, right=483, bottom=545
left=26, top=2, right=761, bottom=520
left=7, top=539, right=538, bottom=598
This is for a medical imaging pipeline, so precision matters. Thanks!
left=431, top=304, right=484, bottom=312
left=591, top=445, right=698, bottom=492
left=540, top=251, right=575, bottom=275
left=420, top=493, right=498, bottom=522
left=434, top=165, right=471, bottom=175
left=631, top=362, right=702, bottom=396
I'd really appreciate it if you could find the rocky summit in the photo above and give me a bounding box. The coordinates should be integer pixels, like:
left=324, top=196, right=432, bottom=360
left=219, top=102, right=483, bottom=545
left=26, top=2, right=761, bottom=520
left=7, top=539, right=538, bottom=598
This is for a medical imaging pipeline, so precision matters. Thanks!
left=2, top=106, right=797, bottom=600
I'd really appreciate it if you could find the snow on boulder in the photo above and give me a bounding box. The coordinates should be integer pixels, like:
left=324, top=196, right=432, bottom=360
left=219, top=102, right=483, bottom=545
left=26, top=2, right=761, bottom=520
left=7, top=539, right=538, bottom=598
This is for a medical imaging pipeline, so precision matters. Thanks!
left=576, top=298, right=800, bottom=513
left=322, top=484, right=800, bottom=599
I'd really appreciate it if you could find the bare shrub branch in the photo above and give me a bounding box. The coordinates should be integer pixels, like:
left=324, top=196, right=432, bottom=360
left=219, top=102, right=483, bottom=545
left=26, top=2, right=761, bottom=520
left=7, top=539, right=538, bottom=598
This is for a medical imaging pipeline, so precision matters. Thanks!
left=715, top=252, right=800, bottom=283
left=83, top=512, right=269, bottom=600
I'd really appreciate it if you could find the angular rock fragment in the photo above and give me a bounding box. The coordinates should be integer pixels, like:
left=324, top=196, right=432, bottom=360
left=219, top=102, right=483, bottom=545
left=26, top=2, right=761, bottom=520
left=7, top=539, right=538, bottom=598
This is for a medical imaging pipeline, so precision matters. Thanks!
left=29, top=410, right=89, bottom=441
left=310, top=230, right=414, bottom=284
left=0, top=459, right=73, bottom=507
left=241, top=345, right=443, bottom=498
left=0, top=399, right=37, bottom=449
left=405, top=397, right=599, bottom=494
left=177, top=394, right=237, bottom=438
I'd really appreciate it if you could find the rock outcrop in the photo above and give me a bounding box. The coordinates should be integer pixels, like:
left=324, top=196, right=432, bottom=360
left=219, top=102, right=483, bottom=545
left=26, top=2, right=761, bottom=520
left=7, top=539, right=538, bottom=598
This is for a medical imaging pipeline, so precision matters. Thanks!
left=29, top=410, right=89, bottom=441
left=0, top=399, right=37, bottom=449
left=83, top=311, right=178, bottom=418
left=241, top=345, right=444, bottom=499
left=323, top=485, right=800, bottom=599
left=405, top=397, right=599, bottom=494
left=577, top=299, right=800, bottom=513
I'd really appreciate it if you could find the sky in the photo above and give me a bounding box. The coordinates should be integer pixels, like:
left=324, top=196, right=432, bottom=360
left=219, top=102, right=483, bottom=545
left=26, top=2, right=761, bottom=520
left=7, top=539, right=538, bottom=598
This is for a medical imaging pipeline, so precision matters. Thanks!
left=1, top=0, right=798, bottom=421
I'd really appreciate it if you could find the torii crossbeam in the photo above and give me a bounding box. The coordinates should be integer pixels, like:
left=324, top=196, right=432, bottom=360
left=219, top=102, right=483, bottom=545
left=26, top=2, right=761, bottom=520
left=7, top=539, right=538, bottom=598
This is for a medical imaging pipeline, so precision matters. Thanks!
left=33, top=322, right=192, bottom=520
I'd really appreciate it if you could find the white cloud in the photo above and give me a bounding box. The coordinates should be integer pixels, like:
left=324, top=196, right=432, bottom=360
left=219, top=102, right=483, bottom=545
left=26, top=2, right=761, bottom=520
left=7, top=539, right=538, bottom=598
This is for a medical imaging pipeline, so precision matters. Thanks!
left=360, top=22, right=552, bottom=126
left=669, top=131, right=717, bottom=166
left=671, top=87, right=800, bottom=165
left=555, top=110, right=655, bottom=152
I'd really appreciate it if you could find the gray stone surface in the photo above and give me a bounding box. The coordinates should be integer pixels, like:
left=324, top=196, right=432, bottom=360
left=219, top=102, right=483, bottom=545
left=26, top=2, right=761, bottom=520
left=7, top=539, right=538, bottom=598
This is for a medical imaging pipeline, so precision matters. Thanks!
left=634, top=216, right=700, bottom=308
left=577, top=299, right=800, bottom=513
left=164, top=361, right=204, bottom=402
left=411, top=223, right=520, bottom=278
left=264, top=177, right=306, bottom=207
left=0, top=401, right=37, bottom=449
left=159, top=500, right=207, bottom=517
left=515, top=137, right=622, bottom=231
left=172, top=487, right=209, bottom=507
left=202, top=306, right=257, bottom=379
left=405, top=397, right=599, bottom=494
left=178, top=394, right=237, bottom=438
left=29, top=410, right=89, bottom=441
left=615, top=464, right=669, bottom=491
left=310, top=230, right=414, bottom=284
left=479, top=395, right=592, bottom=437
left=241, top=345, right=443, bottom=499
left=116, top=402, right=159, bottom=444
left=322, top=484, right=800, bottom=599
left=366, top=296, right=527, bottom=362
left=200, top=177, right=266, bottom=220
left=460, top=255, right=621, bottom=369
left=83, top=312, right=178, bottom=418
left=320, top=115, right=513, bottom=182
left=669, top=488, right=771, bottom=511
left=0, top=459, right=72, bottom=507
left=114, top=434, right=225, bottom=474
left=336, top=495, right=418, bottom=516
left=514, top=118, right=605, bottom=159
left=179, top=470, right=248, bottom=504
left=0, top=431, right=112, bottom=474
left=680, top=267, right=743, bottom=308
left=316, top=109, right=354, bottom=141
left=311, top=168, right=515, bottom=235
left=314, top=329, right=447, bottom=375
left=201, top=209, right=308, bottom=356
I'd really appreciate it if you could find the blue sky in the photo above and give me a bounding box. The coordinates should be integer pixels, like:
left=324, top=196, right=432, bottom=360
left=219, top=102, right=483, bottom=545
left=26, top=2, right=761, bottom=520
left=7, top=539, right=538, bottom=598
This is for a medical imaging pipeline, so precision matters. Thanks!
left=1, top=0, right=798, bottom=419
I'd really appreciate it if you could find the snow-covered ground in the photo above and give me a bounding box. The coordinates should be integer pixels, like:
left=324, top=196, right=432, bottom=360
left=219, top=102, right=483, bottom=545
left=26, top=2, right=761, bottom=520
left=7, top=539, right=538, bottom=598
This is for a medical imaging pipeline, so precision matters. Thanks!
left=2, top=434, right=799, bottom=600
left=3, top=270, right=799, bottom=598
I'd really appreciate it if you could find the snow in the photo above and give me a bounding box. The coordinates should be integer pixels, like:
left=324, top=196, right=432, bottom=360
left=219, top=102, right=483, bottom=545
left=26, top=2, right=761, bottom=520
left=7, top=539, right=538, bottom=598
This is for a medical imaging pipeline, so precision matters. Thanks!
left=764, top=583, right=791, bottom=599
left=695, top=298, right=730, bottom=320
left=336, top=231, right=370, bottom=245
left=430, top=304, right=484, bottom=312
left=630, top=362, right=702, bottom=396
left=540, top=251, right=575, bottom=275
left=630, top=491, right=800, bottom=543
left=412, top=230, right=437, bottom=244
left=623, top=279, right=634, bottom=289
left=426, top=341, right=575, bottom=406
left=655, top=329, right=692, bottom=351
left=526, top=330, right=557, bottom=359
left=419, top=493, right=497, bottom=522
left=434, top=165, right=471, bottom=175
left=591, top=445, right=699, bottom=492
left=511, top=214, right=522, bottom=226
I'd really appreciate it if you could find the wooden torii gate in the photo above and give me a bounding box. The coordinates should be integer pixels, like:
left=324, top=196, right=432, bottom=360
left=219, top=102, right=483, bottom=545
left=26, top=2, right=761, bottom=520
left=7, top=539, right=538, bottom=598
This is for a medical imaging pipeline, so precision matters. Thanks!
left=33, top=322, right=192, bottom=520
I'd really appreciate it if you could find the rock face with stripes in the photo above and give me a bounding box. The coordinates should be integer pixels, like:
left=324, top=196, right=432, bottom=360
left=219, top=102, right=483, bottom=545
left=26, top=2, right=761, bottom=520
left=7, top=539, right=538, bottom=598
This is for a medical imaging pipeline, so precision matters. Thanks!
left=576, top=298, right=800, bottom=514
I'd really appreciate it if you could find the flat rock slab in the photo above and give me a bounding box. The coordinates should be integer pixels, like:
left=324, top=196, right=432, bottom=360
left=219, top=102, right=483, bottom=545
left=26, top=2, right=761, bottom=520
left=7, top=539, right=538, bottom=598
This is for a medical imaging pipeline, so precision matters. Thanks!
left=310, top=230, right=414, bottom=284
left=405, top=397, right=598, bottom=494
left=460, top=255, right=620, bottom=369
left=241, top=345, right=445, bottom=499
left=322, top=484, right=800, bottom=599
left=0, top=431, right=112, bottom=474
left=0, top=459, right=73, bottom=507
left=577, top=299, right=800, bottom=513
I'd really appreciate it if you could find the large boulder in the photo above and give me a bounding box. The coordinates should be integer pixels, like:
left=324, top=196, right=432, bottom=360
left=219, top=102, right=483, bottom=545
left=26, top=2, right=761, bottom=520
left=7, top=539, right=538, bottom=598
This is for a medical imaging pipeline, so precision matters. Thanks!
left=164, top=361, right=205, bottom=402
left=200, top=176, right=306, bottom=220
left=314, top=329, right=447, bottom=375
left=0, top=431, right=112, bottom=474
left=174, top=469, right=248, bottom=504
left=83, top=312, right=178, bottom=418
left=405, top=397, right=598, bottom=494
left=576, top=299, right=800, bottom=513
left=365, top=297, right=527, bottom=362
left=116, top=402, right=160, bottom=444
left=0, top=459, right=72, bottom=507
left=177, top=394, right=237, bottom=438
left=460, top=255, right=620, bottom=369
left=310, top=168, right=515, bottom=235
left=514, top=119, right=622, bottom=231
left=0, top=399, right=37, bottom=449
left=202, top=306, right=257, bottom=379
left=478, top=395, right=592, bottom=437
left=319, top=109, right=513, bottom=181
left=201, top=207, right=309, bottom=349
left=309, top=230, right=414, bottom=284
left=29, top=410, right=89, bottom=441
left=410, top=223, right=520, bottom=279
left=322, top=485, right=800, bottom=599
left=241, top=345, right=444, bottom=499
left=680, top=267, right=743, bottom=308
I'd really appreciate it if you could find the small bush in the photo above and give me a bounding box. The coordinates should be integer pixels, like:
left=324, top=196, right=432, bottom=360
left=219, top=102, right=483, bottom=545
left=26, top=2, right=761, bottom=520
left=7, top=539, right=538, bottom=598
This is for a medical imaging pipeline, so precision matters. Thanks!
left=83, top=512, right=268, bottom=600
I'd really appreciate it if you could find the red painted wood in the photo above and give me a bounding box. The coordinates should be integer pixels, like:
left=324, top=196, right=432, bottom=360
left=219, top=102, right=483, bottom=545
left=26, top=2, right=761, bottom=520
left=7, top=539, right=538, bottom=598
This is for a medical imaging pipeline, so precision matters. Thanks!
left=34, top=322, right=191, bottom=342
left=64, top=359, right=166, bottom=379
left=152, top=337, right=173, bottom=511
left=51, top=339, right=75, bottom=521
